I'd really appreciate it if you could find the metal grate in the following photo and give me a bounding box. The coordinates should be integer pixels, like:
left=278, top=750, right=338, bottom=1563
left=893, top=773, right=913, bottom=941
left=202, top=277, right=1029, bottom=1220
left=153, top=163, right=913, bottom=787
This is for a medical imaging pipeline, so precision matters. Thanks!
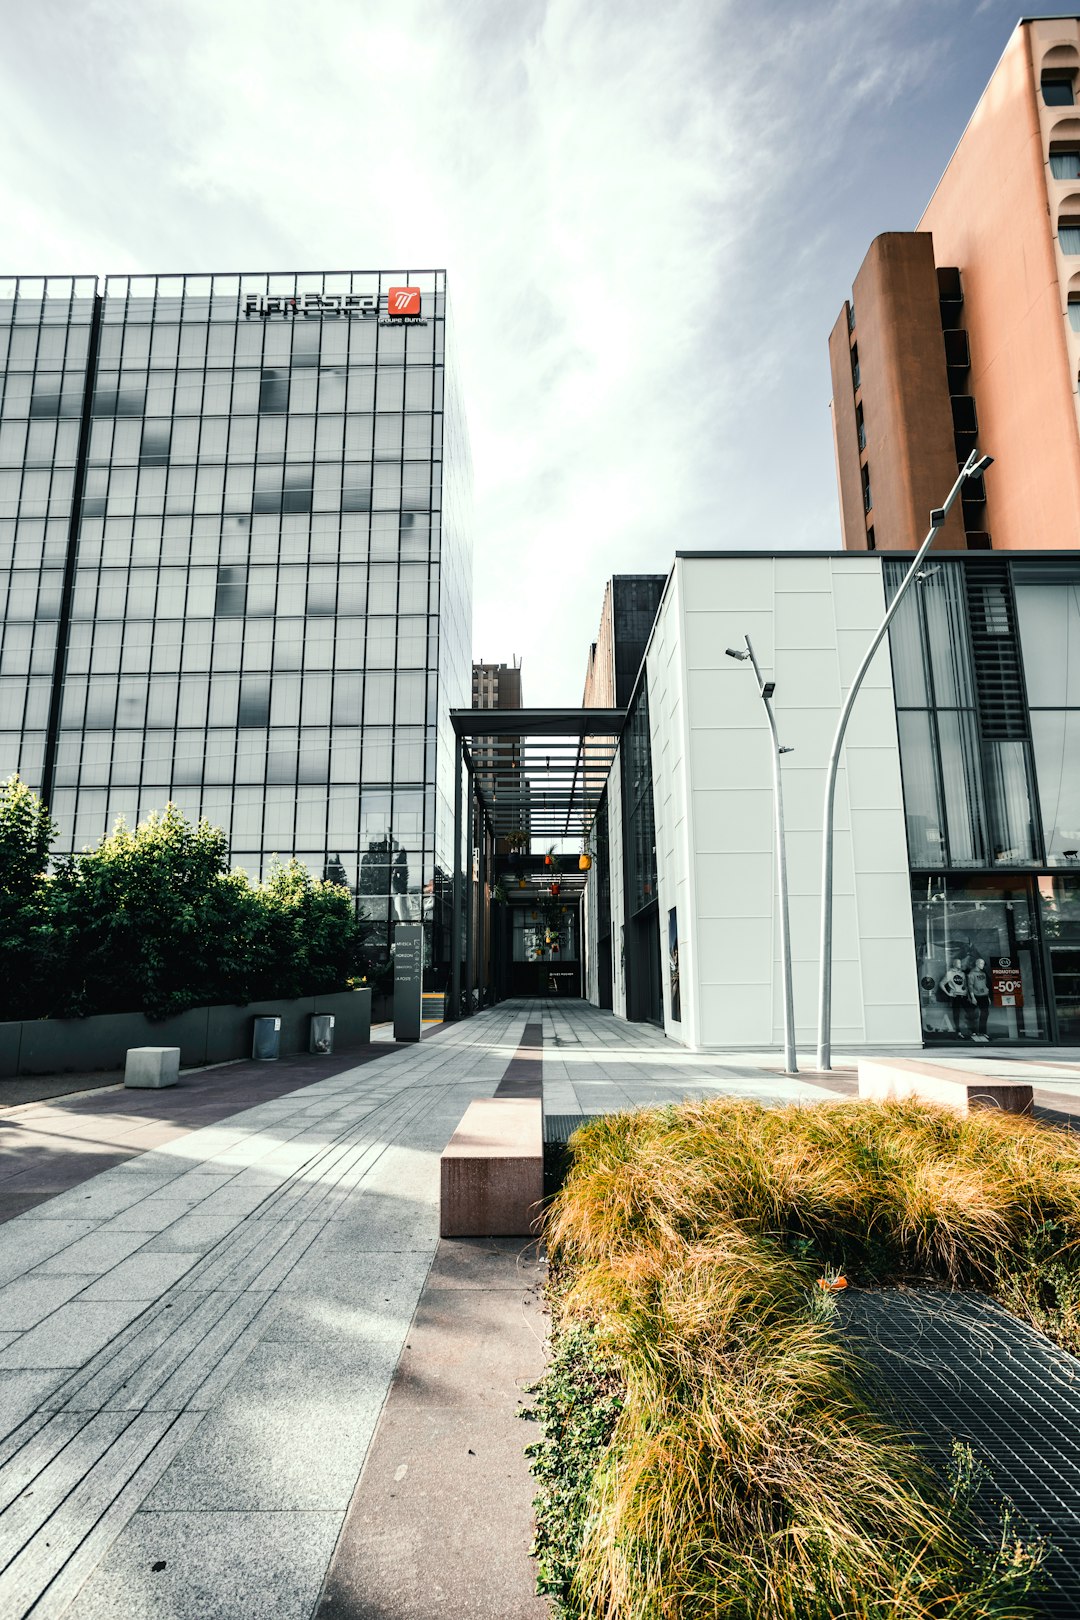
left=842, top=1288, right=1080, bottom=1617
left=965, top=560, right=1028, bottom=739
left=543, top=1113, right=601, bottom=1200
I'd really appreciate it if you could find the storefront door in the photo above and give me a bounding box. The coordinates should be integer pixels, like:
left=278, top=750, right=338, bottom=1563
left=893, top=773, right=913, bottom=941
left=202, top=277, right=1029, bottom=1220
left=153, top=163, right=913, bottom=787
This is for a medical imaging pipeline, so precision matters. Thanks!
left=1038, top=877, right=1080, bottom=1044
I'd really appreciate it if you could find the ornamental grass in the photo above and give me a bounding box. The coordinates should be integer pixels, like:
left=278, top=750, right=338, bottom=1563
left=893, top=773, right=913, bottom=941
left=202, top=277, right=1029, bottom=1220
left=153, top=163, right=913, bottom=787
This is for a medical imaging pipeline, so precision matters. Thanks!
left=527, top=1097, right=1080, bottom=1619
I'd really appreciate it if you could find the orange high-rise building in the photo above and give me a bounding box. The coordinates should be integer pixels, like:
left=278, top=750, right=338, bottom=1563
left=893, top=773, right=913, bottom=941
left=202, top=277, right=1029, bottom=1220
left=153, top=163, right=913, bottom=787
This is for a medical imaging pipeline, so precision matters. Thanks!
left=830, top=16, right=1080, bottom=552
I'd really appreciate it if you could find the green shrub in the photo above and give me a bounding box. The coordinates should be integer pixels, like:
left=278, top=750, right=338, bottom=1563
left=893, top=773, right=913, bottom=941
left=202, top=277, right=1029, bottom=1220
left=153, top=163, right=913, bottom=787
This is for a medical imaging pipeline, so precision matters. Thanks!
left=531, top=1098, right=1058, bottom=1619
left=0, top=777, right=370, bottom=1020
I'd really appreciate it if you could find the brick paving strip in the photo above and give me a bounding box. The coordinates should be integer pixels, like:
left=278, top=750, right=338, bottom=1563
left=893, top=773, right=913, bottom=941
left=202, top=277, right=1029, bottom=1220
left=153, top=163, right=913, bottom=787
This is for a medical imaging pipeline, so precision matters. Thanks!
left=315, top=1237, right=550, bottom=1620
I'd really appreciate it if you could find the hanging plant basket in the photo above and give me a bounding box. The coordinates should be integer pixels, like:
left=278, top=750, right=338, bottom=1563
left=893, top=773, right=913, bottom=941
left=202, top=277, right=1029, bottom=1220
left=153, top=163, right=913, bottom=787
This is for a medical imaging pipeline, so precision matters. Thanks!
left=544, top=853, right=554, bottom=867
left=550, top=883, right=561, bottom=897
left=518, top=878, right=528, bottom=890
left=578, top=853, right=592, bottom=871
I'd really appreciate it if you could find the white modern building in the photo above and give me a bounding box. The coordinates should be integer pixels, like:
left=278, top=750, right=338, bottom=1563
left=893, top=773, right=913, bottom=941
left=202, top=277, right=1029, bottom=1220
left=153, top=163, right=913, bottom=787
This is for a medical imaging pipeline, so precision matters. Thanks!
left=584, top=551, right=1080, bottom=1051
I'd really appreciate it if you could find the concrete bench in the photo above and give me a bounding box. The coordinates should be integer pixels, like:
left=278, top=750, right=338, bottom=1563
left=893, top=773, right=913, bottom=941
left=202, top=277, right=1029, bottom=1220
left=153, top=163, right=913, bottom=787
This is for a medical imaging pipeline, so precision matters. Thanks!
left=124, top=1046, right=180, bottom=1089
left=440, top=1097, right=544, bottom=1238
left=858, top=1057, right=1033, bottom=1117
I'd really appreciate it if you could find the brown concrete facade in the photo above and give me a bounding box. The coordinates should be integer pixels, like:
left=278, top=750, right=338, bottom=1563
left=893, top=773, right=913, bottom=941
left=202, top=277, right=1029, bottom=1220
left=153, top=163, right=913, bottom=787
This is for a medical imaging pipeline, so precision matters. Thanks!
left=830, top=235, right=966, bottom=552
left=582, top=580, right=616, bottom=707
left=831, top=17, right=1080, bottom=553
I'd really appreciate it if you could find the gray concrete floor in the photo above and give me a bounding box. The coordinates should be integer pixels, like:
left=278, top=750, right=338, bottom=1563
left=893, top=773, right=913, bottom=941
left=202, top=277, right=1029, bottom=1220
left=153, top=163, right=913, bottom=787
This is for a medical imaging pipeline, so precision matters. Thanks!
left=2, top=997, right=1078, bottom=1619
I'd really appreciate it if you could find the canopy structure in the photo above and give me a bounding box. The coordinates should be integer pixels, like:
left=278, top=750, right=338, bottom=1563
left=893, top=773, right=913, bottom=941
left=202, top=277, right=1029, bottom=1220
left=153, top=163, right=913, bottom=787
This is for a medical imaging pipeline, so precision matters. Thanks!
left=446, top=707, right=626, bottom=1015
left=449, top=707, right=625, bottom=844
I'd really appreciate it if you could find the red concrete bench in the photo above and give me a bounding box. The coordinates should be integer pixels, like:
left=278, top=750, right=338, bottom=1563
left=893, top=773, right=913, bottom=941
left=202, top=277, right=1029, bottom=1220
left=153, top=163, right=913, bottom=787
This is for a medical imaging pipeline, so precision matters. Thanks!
left=440, top=1098, right=544, bottom=1238
left=858, top=1057, right=1033, bottom=1116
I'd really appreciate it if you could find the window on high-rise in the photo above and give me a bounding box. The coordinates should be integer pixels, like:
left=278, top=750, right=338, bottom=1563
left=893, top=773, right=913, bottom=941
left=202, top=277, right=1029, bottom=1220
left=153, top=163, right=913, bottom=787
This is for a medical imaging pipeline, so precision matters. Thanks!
left=1043, top=73, right=1076, bottom=106
left=1069, top=296, right=1080, bottom=333
left=850, top=343, right=860, bottom=390
left=1051, top=145, right=1080, bottom=178
left=856, top=401, right=866, bottom=450
left=861, top=464, right=872, bottom=513
left=1060, top=218, right=1080, bottom=254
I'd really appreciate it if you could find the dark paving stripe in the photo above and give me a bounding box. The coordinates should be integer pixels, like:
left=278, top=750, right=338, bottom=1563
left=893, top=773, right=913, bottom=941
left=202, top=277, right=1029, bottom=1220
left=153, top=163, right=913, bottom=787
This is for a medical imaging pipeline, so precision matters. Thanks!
left=493, top=1020, right=543, bottom=1099
left=0, top=1041, right=418, bottom=1224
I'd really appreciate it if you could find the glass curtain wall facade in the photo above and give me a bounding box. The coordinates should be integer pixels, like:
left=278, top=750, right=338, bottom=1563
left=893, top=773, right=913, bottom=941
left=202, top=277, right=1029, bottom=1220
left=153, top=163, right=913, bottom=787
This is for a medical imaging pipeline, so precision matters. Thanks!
left=0, top=271, right=472, bottom=986
left=886, top=554, right=1080, bottom=1043
left=620, top=677, right=662, bottom=1024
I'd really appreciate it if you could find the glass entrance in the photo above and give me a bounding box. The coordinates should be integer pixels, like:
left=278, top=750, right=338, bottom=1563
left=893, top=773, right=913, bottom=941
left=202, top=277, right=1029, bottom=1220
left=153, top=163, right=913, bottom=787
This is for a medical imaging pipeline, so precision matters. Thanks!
left=1037, top=876, right=1080, bottom=1042
left=911, top=875, right=1048, bottom=1044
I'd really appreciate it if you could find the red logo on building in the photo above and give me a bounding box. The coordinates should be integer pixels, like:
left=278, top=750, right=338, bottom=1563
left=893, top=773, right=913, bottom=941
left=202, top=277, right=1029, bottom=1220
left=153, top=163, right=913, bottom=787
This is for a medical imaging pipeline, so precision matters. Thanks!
left=387, top=287, right=421, bottom=317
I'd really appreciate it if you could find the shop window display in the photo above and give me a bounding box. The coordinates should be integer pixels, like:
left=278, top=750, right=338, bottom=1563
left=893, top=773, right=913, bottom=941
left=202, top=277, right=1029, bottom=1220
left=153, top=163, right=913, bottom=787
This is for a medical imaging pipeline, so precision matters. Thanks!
left=911, top=875, right=1046, bottom=1043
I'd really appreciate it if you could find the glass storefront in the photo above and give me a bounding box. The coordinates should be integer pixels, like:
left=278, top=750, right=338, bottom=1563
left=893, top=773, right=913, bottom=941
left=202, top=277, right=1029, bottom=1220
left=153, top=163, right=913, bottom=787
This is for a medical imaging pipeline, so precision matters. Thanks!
left=912, top=874, right=1047, bottom=1044
left=912, top=872, right=1080, bottom=1045
left=891, top=558, right=1080, bottom=1045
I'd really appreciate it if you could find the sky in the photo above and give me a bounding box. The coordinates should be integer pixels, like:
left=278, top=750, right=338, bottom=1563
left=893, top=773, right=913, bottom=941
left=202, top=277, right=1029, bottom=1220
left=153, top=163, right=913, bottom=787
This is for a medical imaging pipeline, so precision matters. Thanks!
left=0, top=0, right=1046, bottom=703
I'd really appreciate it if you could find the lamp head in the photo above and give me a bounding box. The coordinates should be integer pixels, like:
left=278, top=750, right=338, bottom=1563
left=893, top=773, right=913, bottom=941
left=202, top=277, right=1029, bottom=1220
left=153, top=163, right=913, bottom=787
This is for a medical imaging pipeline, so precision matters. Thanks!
left=970, top=452, right=994, bottom=477
left=725, top=647, right=750, bottom=661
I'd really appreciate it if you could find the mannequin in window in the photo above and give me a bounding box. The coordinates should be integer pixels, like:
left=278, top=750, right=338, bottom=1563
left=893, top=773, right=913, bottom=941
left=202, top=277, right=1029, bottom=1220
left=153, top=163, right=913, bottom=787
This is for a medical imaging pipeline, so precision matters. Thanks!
left=966, top=957, right=992, bottom=1042
left=939, top=957, right=967, bottom=1037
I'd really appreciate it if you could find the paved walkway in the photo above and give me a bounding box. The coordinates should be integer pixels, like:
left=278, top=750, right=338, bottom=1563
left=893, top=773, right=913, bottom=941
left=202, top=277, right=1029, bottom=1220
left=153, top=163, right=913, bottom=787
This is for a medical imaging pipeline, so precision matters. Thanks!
left=0, top=1008, right=529, bottom=1619
left=3, top=998, right=1080, bottom=1619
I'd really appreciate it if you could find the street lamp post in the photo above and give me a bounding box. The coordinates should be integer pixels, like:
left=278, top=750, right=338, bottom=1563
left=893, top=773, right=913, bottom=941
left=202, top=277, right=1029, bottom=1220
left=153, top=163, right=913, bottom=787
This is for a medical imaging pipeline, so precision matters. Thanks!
left=815, top=448, right=993, bottom=1072
left=726, top=636, right=797, bottom=1075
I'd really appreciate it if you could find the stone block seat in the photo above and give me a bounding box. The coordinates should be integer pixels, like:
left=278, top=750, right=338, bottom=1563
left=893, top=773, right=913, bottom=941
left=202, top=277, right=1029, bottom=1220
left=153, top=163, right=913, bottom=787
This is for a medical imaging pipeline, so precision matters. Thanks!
left=858, top=1056, right=1033, bottom=1116
left=440, top=1097, right=543, bottom=1238
left=124, top=1046, right=180, bottom=1089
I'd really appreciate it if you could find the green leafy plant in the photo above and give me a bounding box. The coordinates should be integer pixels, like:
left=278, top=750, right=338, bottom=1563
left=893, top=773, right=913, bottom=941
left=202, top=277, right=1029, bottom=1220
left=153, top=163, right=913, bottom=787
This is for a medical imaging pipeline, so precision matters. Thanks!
left=0, top=778, right=369, bottom=1020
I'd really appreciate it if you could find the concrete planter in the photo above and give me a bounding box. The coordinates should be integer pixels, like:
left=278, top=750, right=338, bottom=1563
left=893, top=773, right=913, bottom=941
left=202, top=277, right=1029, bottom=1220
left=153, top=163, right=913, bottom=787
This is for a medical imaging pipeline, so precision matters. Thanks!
left=0, top=988, right=371, bottom=1079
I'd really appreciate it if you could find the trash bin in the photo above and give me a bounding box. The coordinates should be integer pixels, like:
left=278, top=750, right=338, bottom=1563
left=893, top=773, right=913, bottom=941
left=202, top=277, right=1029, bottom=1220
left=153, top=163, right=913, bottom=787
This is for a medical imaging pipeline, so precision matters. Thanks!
left=252, top=1016, right=281, bottom=1061
left=309, top=1014, right=335, bottom=1055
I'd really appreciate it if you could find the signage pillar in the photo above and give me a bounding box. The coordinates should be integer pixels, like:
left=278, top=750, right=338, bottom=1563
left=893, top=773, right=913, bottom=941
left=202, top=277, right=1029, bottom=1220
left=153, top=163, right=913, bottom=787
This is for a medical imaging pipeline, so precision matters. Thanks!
left=393, top=921, right=423, bottom=1043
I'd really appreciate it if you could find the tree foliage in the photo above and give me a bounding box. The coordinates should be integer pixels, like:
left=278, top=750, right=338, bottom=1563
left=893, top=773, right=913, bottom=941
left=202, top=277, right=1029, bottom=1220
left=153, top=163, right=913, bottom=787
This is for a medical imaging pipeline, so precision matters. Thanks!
left=0, top=779, right=369, bottom=1022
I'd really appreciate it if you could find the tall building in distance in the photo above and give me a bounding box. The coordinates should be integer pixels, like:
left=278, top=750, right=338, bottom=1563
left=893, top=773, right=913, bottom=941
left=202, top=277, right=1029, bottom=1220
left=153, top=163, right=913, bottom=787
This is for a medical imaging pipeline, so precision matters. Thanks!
left=0, top=270, right=472, bottom=983
left=471, top=658, right=525, bottom=850
left=829, top=15, right=1080, bottom=553
left=582, top=575, right=666, bottom=708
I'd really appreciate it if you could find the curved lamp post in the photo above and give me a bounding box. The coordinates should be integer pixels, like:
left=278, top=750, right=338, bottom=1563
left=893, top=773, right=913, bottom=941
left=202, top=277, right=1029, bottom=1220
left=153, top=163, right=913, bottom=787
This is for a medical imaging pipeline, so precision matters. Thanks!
left=725, top=636, right=797, bottom=1074
left=815, top=448, right=994, bottom=1072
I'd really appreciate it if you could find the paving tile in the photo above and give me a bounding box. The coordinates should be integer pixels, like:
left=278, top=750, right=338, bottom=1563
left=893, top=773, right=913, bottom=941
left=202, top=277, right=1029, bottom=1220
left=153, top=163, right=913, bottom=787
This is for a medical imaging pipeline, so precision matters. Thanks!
left=78, top=1251, right=202, bottom=1301
left=0, top=1270, right=90, bottom=1328
left=143, top=1342, right=390, bottom=1511
left=63, top=1509, right=344, bottom=1620
left=34, top=1228, right=151, bottom=1276
left=97, top=1198, right=210, bottom=1233
left=0, top=1220, right=100, bottom=1288
left=0, top=1369, right=70, bottom=1445
left=389, top=1284, right=548, bottom=1409
left=140, top=1214, right=243, bottom=1253
left=0, top=1300, right=150, bottom=1370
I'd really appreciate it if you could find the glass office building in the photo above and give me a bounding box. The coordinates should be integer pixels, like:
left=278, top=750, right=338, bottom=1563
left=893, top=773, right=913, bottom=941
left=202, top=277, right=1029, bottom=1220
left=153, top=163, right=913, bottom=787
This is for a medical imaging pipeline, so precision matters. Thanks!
left=0, top=270, right=472, bottom=984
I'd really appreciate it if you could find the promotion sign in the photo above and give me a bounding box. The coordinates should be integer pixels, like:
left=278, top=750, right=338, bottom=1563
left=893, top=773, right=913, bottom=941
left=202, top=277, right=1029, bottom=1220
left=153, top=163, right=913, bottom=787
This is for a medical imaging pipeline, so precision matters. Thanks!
left=991, top=956, right=1024, bottom=1008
